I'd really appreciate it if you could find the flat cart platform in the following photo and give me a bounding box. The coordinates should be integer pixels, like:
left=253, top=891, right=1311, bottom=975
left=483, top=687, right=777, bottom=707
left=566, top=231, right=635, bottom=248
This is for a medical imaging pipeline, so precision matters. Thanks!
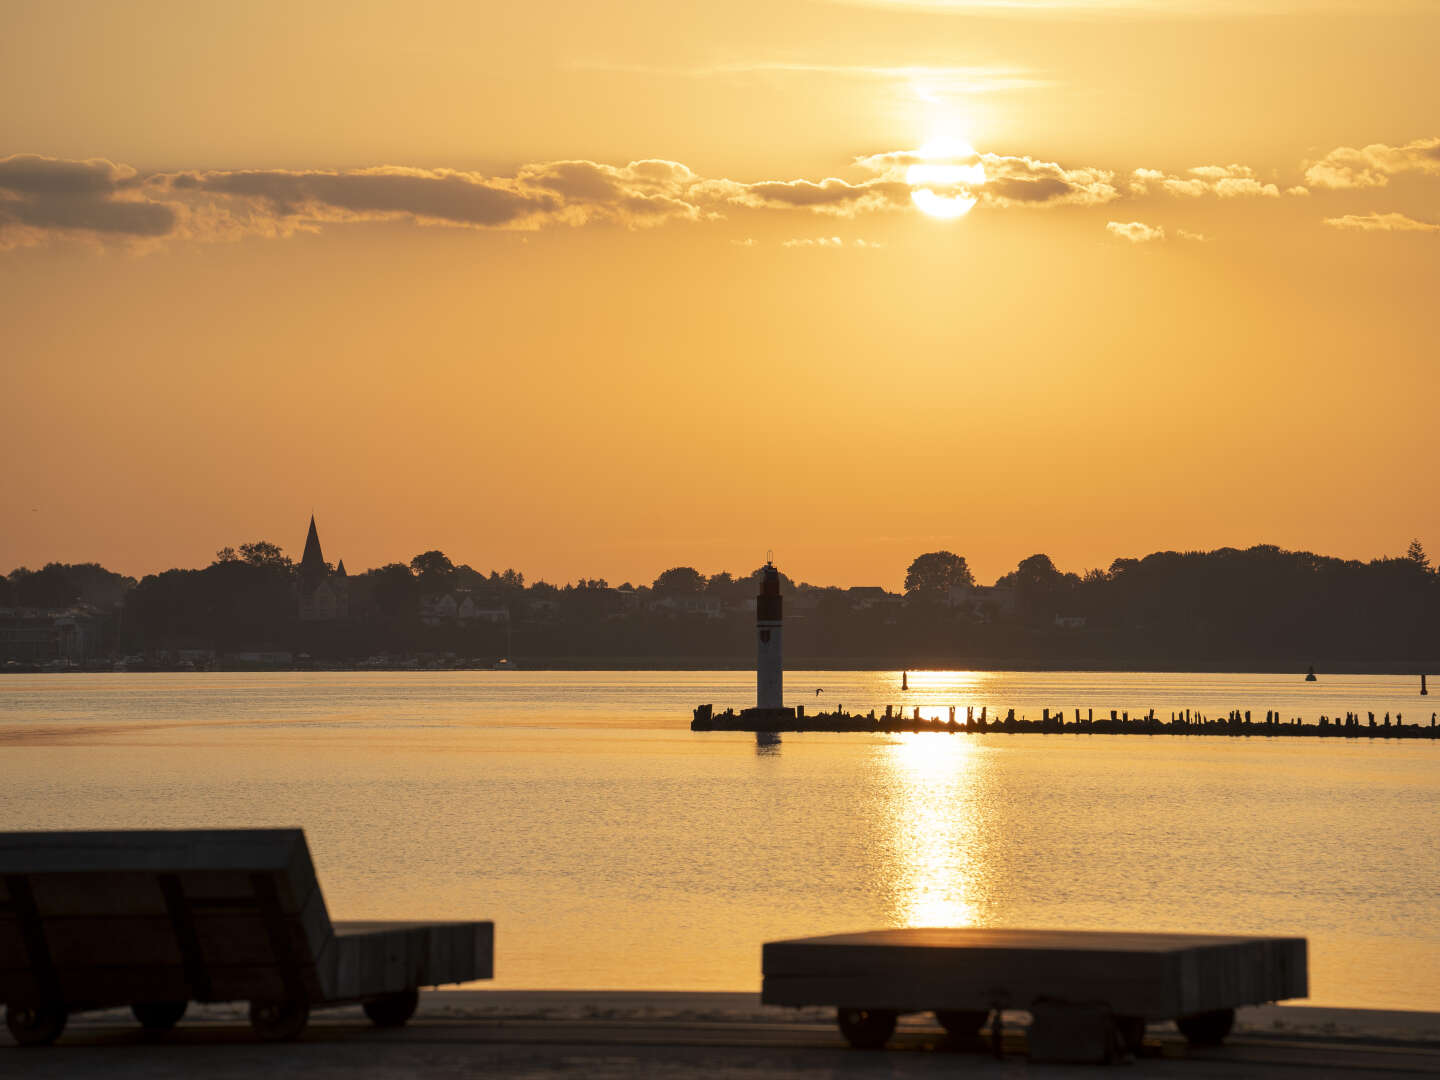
left=1, top=829, right=493, bottom=1047
left=762, top=927, right=1307, bottom=1053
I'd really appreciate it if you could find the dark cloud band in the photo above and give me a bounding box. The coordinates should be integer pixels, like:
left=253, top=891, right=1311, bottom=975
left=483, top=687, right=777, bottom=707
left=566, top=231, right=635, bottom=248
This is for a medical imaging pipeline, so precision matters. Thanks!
left=2, top=135, right=1434, bottom=248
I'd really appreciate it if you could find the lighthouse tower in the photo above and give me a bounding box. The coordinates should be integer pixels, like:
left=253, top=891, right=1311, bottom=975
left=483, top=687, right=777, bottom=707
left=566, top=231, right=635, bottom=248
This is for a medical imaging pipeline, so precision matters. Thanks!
left=756, top=559, right=783, bottom=711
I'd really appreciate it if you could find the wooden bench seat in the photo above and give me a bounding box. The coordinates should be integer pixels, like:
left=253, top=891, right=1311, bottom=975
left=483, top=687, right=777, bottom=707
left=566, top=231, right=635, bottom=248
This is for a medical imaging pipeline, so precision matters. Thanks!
left=0, top=830, right=492, bottom=1046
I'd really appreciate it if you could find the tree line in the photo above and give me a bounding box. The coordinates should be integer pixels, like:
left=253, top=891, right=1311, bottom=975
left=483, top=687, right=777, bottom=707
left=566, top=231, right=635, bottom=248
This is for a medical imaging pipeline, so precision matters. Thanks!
left=3, top=540, right=1436, bottom=668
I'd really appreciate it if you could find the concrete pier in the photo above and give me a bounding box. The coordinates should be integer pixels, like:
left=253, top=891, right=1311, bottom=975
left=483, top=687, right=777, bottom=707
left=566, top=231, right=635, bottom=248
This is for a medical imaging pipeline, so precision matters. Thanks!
left=15, top=991, right=1440, bottom=1077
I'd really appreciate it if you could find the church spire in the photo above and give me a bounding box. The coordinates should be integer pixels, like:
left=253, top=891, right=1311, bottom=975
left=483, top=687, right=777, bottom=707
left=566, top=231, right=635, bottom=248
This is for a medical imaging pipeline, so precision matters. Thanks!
left=300, top=514, right=326, bottom=577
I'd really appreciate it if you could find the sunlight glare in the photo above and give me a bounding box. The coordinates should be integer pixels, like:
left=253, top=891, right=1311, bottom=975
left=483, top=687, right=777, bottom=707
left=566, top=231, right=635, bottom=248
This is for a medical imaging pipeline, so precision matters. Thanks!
left=882, top=734, right=985, bottom=927
left=907, top=136, right=984, bottom=219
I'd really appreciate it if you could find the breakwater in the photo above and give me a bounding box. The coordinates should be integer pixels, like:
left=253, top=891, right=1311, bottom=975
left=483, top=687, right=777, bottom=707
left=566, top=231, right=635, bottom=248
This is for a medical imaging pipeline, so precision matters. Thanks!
left=692, top=703, right=1440, bottom=738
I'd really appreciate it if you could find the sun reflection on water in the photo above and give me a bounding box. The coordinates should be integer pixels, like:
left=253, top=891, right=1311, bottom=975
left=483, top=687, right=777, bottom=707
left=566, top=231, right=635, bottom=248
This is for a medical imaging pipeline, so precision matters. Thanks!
left=881, top=733, right=986, bottom=927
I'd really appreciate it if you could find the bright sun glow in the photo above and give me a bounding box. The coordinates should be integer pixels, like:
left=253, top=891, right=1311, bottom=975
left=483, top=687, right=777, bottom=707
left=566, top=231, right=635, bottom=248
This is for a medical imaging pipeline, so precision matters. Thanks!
left=907, top=136, right=984, bottom=219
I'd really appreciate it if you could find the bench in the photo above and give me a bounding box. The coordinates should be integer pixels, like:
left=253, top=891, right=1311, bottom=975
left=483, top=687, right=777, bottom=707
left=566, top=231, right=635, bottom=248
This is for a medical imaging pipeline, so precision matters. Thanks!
left=0, top=829, right=493, bottom=1046
left=762, top=928, right=1307, bottom=1056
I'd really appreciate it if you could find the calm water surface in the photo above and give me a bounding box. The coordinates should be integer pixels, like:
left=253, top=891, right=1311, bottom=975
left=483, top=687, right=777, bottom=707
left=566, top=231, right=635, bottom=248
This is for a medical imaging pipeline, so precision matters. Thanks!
left=1, top=670, right=1436, bottom=1010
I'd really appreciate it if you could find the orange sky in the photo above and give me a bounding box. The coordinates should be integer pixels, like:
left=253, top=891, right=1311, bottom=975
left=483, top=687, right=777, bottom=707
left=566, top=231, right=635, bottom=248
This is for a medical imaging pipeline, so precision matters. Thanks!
left=2, top=0, right=1437, bottom=589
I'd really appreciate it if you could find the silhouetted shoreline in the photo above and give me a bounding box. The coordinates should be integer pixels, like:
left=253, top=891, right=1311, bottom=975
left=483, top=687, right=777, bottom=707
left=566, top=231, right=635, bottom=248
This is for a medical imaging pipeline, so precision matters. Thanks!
left=5, top=541, right=1438, bottom=674
left=2, top=657, right=1437, bottom=676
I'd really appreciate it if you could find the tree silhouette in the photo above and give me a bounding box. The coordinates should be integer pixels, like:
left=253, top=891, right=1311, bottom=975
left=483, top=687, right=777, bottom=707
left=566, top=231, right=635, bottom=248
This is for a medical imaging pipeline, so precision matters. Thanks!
left=9, top=539, right=1438, bottom=666
left=904, top=551, right=975, bottom=596
left=366, top=563, right=418, bottom=618
left=705, top=571, right=735, bottom=595
left=997, top=553, right=1080, bottom=620
left=7, top=564, right=80, bottom=608
left=410, top=550, right=456, bottom=592
left=653, top=566, right=706, bottom=594
left=237, top=541, right=291, bottom=570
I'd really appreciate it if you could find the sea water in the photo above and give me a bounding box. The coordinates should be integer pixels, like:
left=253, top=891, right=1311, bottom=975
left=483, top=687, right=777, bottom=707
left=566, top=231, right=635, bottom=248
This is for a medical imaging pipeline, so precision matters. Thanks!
left=0, top=670, right=1436, bottom=1010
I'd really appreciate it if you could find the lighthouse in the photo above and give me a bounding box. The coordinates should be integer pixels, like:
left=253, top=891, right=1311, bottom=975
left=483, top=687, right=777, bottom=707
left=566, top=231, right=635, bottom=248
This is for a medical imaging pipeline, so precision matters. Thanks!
left=756, top=559, right=783, bottom=711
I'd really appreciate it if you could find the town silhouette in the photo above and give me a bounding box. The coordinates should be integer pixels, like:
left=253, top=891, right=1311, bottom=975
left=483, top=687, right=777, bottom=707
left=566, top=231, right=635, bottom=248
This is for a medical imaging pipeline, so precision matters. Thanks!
left=3, top=518, right=1435, bottom=671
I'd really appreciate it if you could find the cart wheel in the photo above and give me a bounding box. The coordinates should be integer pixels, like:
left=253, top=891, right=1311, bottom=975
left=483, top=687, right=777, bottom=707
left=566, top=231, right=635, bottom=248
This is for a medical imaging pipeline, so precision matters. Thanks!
left=5, top=1003, right=68, bottom=1047
left=935, top=1009, right=989, bottom=1039
left=363, top=990, right=419, bottom=1028
left=1115, top=1015, right=1147, bottom=1054
left=1176, top=1008, right=1235, bottom=1046
left=836, top=1007, right=897, bottom=1049
left=132, top=1001, right=188, bottom=1032
left=248, top=997, right=310, bottom=1041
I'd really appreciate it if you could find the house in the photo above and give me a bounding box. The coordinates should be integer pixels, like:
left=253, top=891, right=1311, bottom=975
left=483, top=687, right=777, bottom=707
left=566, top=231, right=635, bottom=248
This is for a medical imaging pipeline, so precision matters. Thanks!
left=943, top=584, right=1019, bottom=623
left=420, top=593, right=459, bottom=626
left=654, top=594, right=724, bottom=617
left=846, top=586, right=904, bottom=611
left=457, top=595, right=509, bottom=624
left=0, top=607, right=103, bottom=661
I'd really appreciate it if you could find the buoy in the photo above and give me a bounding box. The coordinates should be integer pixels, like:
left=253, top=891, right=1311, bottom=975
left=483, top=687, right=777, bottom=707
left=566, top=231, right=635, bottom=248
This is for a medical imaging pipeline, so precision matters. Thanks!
left=902, top=670, right=909, bottom=691
left=1423, top=674, right=1429, bottom=696
left=1305, top=665, right=1317, bottom=682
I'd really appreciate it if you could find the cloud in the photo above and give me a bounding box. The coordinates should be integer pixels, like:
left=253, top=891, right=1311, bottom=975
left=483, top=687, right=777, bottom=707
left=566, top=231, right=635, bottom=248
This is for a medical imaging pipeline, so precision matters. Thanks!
left=0, top=154, right=177, bottom=242
left=515, top=159, right=710, bottom=224
left=0, top=140, right=1318, bottom=249
left=781, top=236, right=885, bottom=248
left=1324, top=212, right=1440, bottom=233
left=981, top=155, right=1119, bottom=206
left=858, top=147, right=1118, bottom=207
left=165, top=166, right=560, bottom=229
left=1129, top=164, right=1279, bottom=198
left=1303, top=137, right=1440, bottom=190
left=4, top=154, right=738, bottom=246
left=0, top=154, right=137, bottom=195
left=722, top=176, right=911, bottom=215
left=1106, top=220, right=1165, bottom=243
left=1176, top=228, right=1208, bottom=241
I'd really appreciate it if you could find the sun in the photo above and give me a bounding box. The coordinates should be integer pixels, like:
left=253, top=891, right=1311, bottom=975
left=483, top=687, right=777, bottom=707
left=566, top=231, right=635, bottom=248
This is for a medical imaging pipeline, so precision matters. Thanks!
left=907, top=136, right=984, bottom=219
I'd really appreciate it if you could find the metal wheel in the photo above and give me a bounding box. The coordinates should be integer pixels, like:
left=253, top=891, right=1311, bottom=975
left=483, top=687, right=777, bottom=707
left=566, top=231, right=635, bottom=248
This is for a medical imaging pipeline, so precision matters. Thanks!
left=248, top=997, right=310, bottom=1041
left=935, top=1008, right=988, bottom=1039
left=5, top=1003, right=68, bottom=1047
left=1115, top=1015, right=1147, bottom=1054
left=363, top=989, right=419, bottom=1028
left=1176, top=1008, right=1235, bottom=1046
left=132, top=1000, right=188, bottom=1032
left=836, top=1007, right=897, bottom=1049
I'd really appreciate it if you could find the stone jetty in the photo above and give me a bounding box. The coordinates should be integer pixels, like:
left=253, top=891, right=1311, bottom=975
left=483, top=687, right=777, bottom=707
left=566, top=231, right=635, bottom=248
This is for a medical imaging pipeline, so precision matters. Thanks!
left=691, top=703, right=1440, bottom=739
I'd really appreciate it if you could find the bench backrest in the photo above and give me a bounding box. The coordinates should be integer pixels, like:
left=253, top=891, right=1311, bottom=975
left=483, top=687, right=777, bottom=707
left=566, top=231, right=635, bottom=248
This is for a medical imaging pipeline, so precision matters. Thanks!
left=0, top=829, right=337, bottom=1009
